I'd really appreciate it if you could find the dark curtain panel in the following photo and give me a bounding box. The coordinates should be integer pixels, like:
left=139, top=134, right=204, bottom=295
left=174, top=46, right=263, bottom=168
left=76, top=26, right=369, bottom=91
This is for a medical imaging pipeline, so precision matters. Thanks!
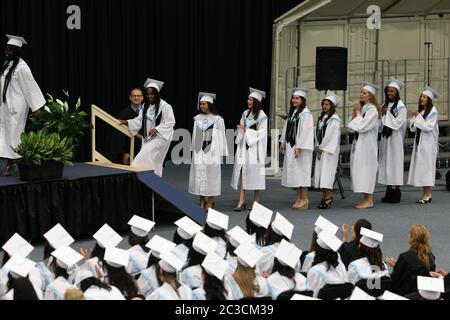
left=0, top=0, right=301, bottom=161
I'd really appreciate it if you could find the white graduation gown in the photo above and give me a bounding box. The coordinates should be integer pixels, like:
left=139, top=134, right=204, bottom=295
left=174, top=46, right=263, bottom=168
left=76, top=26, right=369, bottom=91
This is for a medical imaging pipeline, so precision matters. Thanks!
left=44, top=277, right=76, bottom=300
left=146, top=282, right=193, bottom=300
left=378, top=101, right=407, bottom=186
left=347, top=104, right=379, bottom=194
left=213, top=237, right=227, bottom=259
left=231, top=110, right=268, bottom=191
left=127, top=100, right=176, bottom=177
left=173, top=244, right=190, bottom=268
left=84, top=285, right=126, bottom=300
left=314, top=114, right=341, bottom=189
left=34, top=260, right=55, bottom=292
left=346, top=258, right=390, bottom=284
left=137, top=265, right=160, bottom=297
left=192, top=287, right=207, bottom=300
left=224, top=274, right=269, bottom=300
left=267, top=271, right=310, bottom=299
left=0, top=268, right=9, bottom=298
left=257, top=243, right=279, bottom=276
left=179, top=265, right=203, bottom=289
left=126, top=245, right=150, bottom=276
left=407, top=107, right=439, bottom=187
left=0, top=59, right=46, bottom=159
left=280, top=107, right=314, bottom=188
left=301, top=251, right=316, bottom=273
left=307, top=260, right=347, bottom=297
left=189, top=114, right=228, bottom=197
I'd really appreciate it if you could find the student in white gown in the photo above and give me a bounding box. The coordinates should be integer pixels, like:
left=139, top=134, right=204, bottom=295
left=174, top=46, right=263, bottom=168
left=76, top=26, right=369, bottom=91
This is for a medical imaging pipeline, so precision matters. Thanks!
left=44, top=246, right=81, bottom=300
left=179, top=232, right=217, bottom=290
left=79, top=275, right=126, bottom=300
left=204, top=209, right=229, bottom=258
left=146, top=249, right=193, bottom=300
left=137, top=235, right=176, bottom=297
left=346, top=228, right=390, bottom=284
left=378, top=78, right=407, bottom=203
left=224, top=243, right=269, bottom=300
left=1, top=255, right=42, bottom=300
left=314, top=91, right=342, bottom=209
left=280, top=88, right=314, bottom=210
left=407, top=87, right=440, bottom=204
left=231, top=88, right=268, bottom=211
left=126, top=215, right=154, bottom=277
left=192, top=253, right=230, bottom=300
left=307, top=230, right=347, bottom=297
left=0, top=35, right=45, bottom=176
left=172, top=216, right=201, bottom=267
left=119, top=78, right=175, bottom=177
left=347, top=82, right=380, bottom=209
left=189, top=92, right=228, bottom=211
left=267, top=240, right=309, bottom=299
left=104, top=247, right=139, bottom=300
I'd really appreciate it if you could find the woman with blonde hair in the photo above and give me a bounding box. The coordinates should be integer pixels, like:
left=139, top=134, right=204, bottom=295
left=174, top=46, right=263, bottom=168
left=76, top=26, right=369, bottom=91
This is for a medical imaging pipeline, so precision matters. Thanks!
left=386, top=224, right=436, bottom=296
left=224, top=244, right=269, bottom=300
left=347, top=82, right=380, bottom=209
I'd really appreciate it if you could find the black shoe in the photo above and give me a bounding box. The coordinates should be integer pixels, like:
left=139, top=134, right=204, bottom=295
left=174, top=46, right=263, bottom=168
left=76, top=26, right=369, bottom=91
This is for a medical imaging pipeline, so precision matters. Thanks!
left=317, top=197, right=334, bottom=209
left=381, top=187, right=393, bottom=203
left=390, top=188, right=401, bottom=203
left=233, top=202, right=246, bottom=212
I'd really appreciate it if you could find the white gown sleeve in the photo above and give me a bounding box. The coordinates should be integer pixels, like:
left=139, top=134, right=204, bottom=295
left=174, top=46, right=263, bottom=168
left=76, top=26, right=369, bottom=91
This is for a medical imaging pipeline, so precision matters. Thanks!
left=235, top=112, right=245, bottom=144
left=190, top=120, right=197, bottom=152
left=216, top=118, right=229, bottom=156
left=347, top=108, right=379, bottom=133
left=413, top=111, right=438, bottom=132
left=307, top=269, right=324, bottom=298
left=245, top=117, right=267, bottom=147
left=155, top=104, right=176, bottom=141
left=16, top=66, right=46, bottom=112
left=279, top=120, right=288, bottom=144
left=319, top=118, right=341, bottom=154
left=295, top=113, right=314, bottom=150
left=127, top=109, right=144, bottom=136
left=384, top=107, right=407, bottom=131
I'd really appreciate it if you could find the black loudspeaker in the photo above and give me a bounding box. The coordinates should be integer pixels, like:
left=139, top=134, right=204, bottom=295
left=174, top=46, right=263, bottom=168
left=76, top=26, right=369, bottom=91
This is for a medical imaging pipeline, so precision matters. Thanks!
left=316, top=47, right=348, bottom=91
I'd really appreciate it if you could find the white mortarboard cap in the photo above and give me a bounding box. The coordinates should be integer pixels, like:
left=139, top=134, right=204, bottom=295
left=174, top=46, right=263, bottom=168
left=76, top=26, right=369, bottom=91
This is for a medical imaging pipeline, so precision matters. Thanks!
left=175, top=216, right=202, bottom=240
left=317, top=230, right=343, bottom=252
left=104, top=247, right=130, bottom=268
left=292, top=88, right=309, bottom=99
left=202, top=253, right=229, bottom=280
left=324, top=90, right=342, bottom=107
left=359, top=228, right=383, bottom=249
left=417, top=276, right=445, bottom=300
left=314, top=216, right=338, bottom=235
left=128, top=215, right=155, bottom=238
left=234, top=243, right=263, bottom=268
left=249, top=88, right=266, bottom=102
left=349, top=287, right=376, bottom=300
left=206, top=208, right=229, bottom=231
left=271, top=212, right=294, bottom=240
left=2, top=233, right=34, bottom=258
left=3, top=255, right=36, bottom=278
left=51, top=246, right=83, bottom=270
left=227, top=226, right=253, bottom=248
left=199, top=92, right=217, bottom=105
left=249, top=202, right=273, bottom=229
left=93, top=224, right=123, bottom=249
left=192, top=232, right=217, bottom=256
left=362, top=82, right=379, bottom=95
left=378, top=290, right=409, bottom=300
left=6, top=34, right=28, bottom=47
left=385, top=78, right=404, bottom=91
left=144, top=78, right=165, bottom=91
left=422, top=86, right=441, bottom=100
left=159, top=250, right=185, bottom=273
left=43, top=224, right=75, bottom=249
left=275, top=240, right=302, bottom=269
left=290, top=294, right=320, bottom=300
left=146, top=235, right=176, bottom=259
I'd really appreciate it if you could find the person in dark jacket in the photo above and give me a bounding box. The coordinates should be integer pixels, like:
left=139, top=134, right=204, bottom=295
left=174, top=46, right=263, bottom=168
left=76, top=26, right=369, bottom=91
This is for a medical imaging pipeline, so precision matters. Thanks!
left=339, top=219, right=372, bottom=268
left=386, top=224, right=436, bottom=296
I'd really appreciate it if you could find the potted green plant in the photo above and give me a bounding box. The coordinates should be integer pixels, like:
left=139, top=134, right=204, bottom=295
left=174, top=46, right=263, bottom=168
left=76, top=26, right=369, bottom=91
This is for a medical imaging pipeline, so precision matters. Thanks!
left=12, top=130, right=74, bottom=181
left=29, top=91, right=92, bottom=160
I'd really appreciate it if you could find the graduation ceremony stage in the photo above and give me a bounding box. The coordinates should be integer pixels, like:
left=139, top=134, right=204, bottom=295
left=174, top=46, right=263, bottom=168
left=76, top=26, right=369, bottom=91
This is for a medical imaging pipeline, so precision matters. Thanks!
left=0, top=160, right=204, bottom=244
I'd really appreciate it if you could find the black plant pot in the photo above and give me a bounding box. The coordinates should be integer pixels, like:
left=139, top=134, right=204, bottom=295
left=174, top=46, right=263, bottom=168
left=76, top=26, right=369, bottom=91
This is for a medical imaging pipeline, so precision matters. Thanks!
left=18, top=161, right=64, bottom=182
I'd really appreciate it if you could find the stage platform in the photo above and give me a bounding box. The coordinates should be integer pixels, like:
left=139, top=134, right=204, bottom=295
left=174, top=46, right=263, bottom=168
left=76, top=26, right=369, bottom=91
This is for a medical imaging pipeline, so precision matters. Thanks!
left=0, top=161, right=193, bottom=243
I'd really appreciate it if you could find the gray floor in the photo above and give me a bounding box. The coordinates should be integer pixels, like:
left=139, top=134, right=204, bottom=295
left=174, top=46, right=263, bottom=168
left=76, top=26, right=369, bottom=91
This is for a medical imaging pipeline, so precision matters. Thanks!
left=4, top=162, right=450, bottom=270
